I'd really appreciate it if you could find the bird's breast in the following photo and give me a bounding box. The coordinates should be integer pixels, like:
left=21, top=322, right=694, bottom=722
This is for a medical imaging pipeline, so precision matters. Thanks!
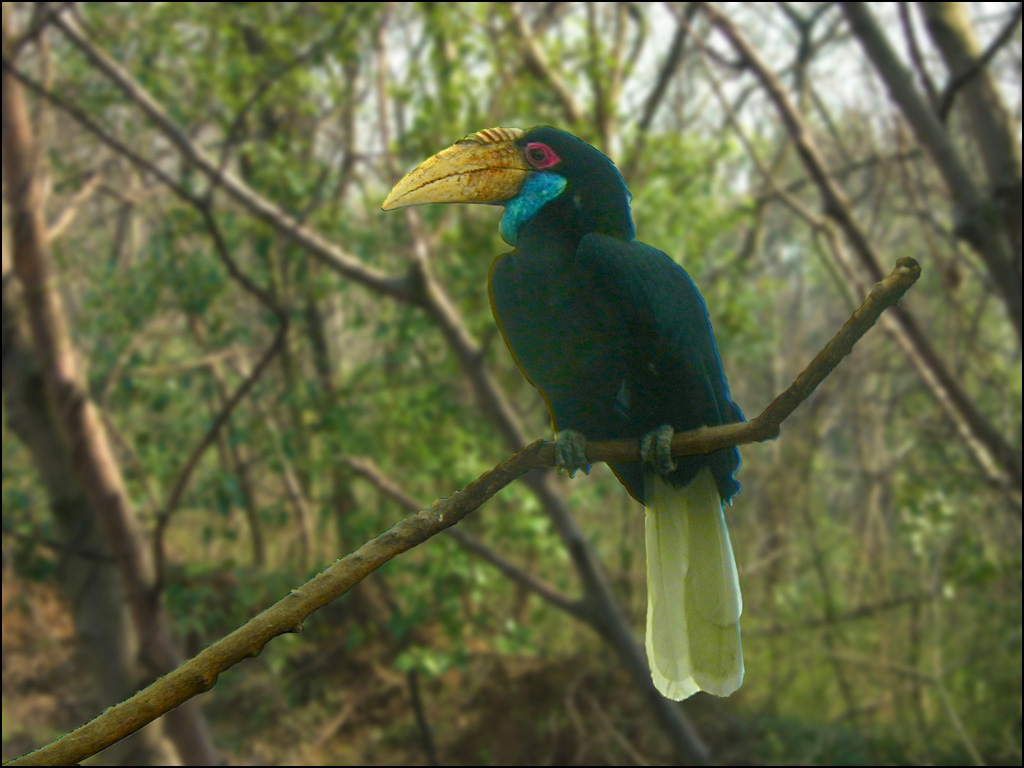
left=490, top=250, right=630, bottom=411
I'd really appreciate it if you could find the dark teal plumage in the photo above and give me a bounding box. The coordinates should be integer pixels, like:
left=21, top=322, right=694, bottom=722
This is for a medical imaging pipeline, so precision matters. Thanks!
left=489, top=127, right=744, bottom=504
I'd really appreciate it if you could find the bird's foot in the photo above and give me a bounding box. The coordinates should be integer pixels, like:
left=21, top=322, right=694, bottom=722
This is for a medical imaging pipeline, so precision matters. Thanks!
left=555, top=429, right=591, bottom=478
left=641, top=424, right=677, bottom=475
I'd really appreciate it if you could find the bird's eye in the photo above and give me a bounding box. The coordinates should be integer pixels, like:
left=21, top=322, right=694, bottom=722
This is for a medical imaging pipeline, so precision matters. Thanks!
left=524, top=142, right=561, bottom=170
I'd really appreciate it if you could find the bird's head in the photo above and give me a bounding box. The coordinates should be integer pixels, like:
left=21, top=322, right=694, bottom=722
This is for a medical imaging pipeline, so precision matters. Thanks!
left=382, top=126, right=634, bottom=246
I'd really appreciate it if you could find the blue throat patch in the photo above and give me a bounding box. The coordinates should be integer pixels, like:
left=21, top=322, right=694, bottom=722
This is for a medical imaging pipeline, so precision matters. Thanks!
left=500, top=173, right=568, bottom=245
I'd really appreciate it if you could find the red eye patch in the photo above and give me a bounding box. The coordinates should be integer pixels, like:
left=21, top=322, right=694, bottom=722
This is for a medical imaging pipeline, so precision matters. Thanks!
left=524, top=142, right=561, bottom=170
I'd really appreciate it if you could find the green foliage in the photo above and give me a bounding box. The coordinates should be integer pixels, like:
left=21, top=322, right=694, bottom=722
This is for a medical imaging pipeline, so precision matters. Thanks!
left=3, top=3, right=1021, bottom=766
left=752, top=716, right=920, bottom=765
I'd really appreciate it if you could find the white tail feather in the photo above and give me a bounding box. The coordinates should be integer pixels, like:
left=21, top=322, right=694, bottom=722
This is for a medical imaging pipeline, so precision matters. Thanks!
left=644, top=467, right=743, bottom=700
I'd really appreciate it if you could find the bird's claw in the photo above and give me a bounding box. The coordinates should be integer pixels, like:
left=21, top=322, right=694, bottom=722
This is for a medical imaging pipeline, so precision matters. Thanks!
left=641, top=424, right=677, bottom=475
left=555, top=429, right=591, bottom=478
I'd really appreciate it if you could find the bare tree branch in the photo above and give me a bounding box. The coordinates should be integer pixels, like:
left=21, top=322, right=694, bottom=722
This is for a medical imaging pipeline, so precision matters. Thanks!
left=753, top=592, right=930, bottom=636
left=934, top=2, right=1023, bottom=122
left=42, top=11, right=420, bottom=305
left=45, top=169, right=103, bottom=241
left=345, top=455, right=588, bottom=621
left=839, top=2, right=1021, bottom=338
left=639, top=7, right=691, bottom=133
left=4, top=1, right=74, bottom=58
left=898, top=2, right=941, bottom=110
left=505, top=1, right=586, bottom=126
left=623, top=3, right=698, bottom=179
left=153, top=205, right=288, bottom=588
left=210, top=9, right=355, bottom=195
left=1, top=48, right=302, bottom=579
left=699, top=1, right=1022, bottom=510
left=920, top=1, right=1023, bottom=271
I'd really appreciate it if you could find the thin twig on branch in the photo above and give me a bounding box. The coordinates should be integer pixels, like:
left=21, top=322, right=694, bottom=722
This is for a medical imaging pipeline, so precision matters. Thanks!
left=5, top=258, right=920, bottom=766
left=152, top=205, right=288, bottom=590
left=505, top=2, right=585, bottom=126
left=45, top=170, right=103, bottom=241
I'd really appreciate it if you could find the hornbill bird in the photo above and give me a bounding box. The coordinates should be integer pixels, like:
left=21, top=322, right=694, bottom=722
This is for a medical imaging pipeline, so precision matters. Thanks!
left=383, top=126, right=744, bottom=700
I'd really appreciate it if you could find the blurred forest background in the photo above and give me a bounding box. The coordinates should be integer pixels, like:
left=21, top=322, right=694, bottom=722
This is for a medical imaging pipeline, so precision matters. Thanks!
left=2, top=2, right=1021, bottom=765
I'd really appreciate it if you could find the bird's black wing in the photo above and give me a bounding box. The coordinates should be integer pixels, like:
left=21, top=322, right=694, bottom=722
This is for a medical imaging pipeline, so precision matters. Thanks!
left=573, top=233, right=744, bottom=502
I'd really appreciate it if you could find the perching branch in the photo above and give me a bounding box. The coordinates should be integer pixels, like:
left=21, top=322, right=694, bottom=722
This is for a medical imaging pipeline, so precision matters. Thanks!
left=5, top=258, right=920, bottom=766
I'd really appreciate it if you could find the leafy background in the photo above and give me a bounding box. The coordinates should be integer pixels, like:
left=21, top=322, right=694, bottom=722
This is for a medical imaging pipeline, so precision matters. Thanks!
left=2, top=2, right=1020, bottom=765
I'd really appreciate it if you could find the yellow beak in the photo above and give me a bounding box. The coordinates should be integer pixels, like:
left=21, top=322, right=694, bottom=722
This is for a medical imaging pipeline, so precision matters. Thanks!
left=381, top=127, right=529, bottom=211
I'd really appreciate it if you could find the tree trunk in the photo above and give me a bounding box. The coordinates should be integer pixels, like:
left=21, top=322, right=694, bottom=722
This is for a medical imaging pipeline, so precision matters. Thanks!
left=2, top=248, right=180, bottom=766
left=1, top=6, right=217, bottom=763
left=918, top=2, right=1022, bottom=307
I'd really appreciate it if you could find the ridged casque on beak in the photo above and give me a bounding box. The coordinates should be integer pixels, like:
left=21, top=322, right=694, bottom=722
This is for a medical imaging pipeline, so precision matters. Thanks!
left=382, top=127, right=529, bottom=211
